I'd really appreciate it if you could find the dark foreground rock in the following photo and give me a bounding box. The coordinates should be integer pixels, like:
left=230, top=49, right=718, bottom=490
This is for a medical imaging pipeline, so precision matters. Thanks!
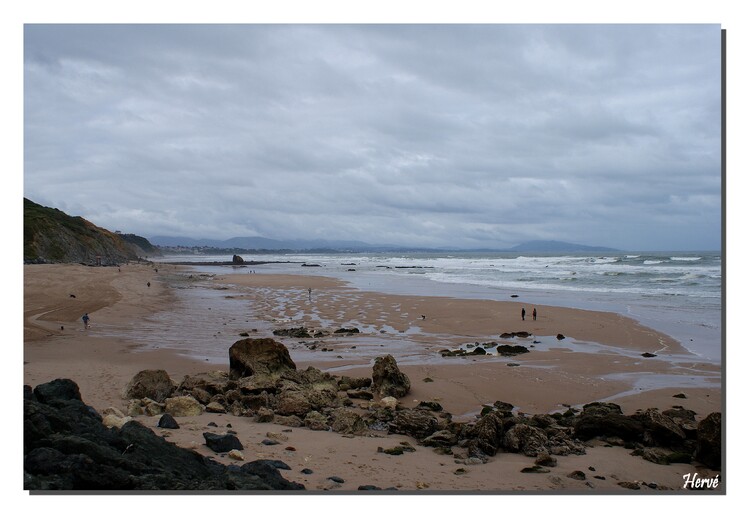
left=24, top=379, right=304, bottom=491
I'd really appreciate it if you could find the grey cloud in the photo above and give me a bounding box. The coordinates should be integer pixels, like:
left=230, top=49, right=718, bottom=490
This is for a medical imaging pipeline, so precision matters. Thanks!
left=24, top=24, right=721, bottom=250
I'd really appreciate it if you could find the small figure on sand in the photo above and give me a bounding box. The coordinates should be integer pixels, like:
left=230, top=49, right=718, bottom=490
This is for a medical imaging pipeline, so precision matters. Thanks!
left=308, top=287, right=312, bottom=302
left=521, top=307, right=526, bottom=321
left=533, top=308, right=537, bottom=321
left=82, top=313, right=90, bottom=329
left=147, top=282, right=151, bottom=287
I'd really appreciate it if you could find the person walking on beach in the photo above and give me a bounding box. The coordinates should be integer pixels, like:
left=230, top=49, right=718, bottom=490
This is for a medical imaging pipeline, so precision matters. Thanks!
left=521, top=307, right=526, bottom=321
left=308, top=287, right=312, bottom=302
left=533, top=308, right=537, bottom=321
left=82, top=313, right=90, bottom=329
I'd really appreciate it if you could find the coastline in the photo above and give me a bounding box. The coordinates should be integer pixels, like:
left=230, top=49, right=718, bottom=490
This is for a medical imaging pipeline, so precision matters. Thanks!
left=23, top=263, right=722, bottom=491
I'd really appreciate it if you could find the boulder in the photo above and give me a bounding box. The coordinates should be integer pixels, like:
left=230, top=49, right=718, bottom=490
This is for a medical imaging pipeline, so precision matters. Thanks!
left=635, top=408, right=686, bottom=447
left=573, top=411, right=644, bottom=442
left=232, top=254, right=244, bottom=264
left=467, top=411, right=506, bottom=456
left=503, top=424, right=548, bottom=457
left=124, top=370, right=176, bottom=402
left=229, top=338, right=297, bottom=379
left=203, top=432, right=244, bottom=453
left=372, top=355, right=410, bottom=398
left=695, top=412, right=721, bottom=470
left=164, top=395, right=204, bottom=417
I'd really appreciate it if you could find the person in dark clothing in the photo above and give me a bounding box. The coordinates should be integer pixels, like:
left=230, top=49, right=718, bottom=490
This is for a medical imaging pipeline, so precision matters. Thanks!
left=521, top=307, right=526, bottom=321
left=82, top=313, right=90, bottom=329
left=533, top=308, right=537, bottom=321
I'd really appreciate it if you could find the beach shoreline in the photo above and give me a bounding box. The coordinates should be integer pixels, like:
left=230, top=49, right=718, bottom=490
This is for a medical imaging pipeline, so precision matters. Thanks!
left=23, top=263, right=722, bottom=492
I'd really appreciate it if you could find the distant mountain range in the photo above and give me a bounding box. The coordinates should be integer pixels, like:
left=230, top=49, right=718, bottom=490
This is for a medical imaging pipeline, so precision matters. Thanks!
left=24, top=198, right=158, bottom=264
left=150, top=235, right=617, bottom=253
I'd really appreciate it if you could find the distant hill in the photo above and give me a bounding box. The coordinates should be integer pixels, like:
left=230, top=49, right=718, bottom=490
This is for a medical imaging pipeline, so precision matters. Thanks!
left=508, top=240, right=619, bottom=253
left=23, top=198, right=158, bottom=264
left=150, top=235, right=387, bottom=251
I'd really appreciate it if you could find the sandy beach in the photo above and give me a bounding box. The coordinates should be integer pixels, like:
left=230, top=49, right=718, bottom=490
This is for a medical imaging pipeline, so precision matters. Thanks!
left=23, top=263, right=722, bottom=493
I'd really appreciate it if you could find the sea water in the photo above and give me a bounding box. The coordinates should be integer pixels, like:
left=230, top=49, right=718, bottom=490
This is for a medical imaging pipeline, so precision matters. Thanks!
left=155, top=251, right=722, bottom=364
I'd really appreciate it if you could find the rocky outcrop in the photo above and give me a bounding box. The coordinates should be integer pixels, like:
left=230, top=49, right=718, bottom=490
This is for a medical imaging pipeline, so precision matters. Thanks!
left=24, top=379, right=303, bottom=490
left=371, top=354, right=410, bottom=398
left=112, top=340, right=721, bottom=479
left=124, top=369, right=176, bottom=402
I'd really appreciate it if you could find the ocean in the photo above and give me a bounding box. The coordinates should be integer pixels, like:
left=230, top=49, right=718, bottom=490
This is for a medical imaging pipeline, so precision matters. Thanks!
left=154, top=251, right=722, bottom=364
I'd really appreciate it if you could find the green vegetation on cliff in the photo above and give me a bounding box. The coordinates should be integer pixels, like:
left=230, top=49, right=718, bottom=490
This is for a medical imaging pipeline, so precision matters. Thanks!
left=24, top=198, right=158, bottom=264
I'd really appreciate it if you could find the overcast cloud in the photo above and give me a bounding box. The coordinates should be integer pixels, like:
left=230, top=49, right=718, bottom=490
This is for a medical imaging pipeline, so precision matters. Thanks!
left=23, top=24, right=722, bottom=251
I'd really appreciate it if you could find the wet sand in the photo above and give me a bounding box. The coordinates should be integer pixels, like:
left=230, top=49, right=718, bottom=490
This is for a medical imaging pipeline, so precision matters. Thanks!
left=23, top=263, right=722, bottom=494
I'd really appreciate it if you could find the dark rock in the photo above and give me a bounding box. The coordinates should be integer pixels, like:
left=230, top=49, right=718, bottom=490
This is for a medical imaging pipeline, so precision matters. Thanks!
left=157, top=414, right=179, bottom=429
left=261, top=439, right=280, bottom=446
left=228, top=338, right=297, bottom=379
left=635, top=408, right=686, bottom=447
left=493, top=401, right=515, bottom=415
left=371, top=354, right=411, bottom=398
left=581, top=402, right=624, bottom=417
left=574, top=412, right=644, bottom=442
left=617, top=481, right=641, bottom=490
left=328, top=476, right=345, bottom=483
left=301, top=468, right=314, bottom=474
left=521, top=466, right=550, bottom=473
left=389, top=408, right=437, bottom=439
left=695, top=412, right=721, bottom=470
left=273, top=327, right=312, bottom=338
left=467, top=411, right=505, bottom=456
left=641, top=352, right=657, bottom=358
left=334, top=327, right=360, bottom=334
left=358, top=485, right=383, bottom=490
left=673, top=393, right=688, bottom=399
left=503, top=424, right=548, bottom=457
left=25, top=379, right=303, bottom=490
left=495, top=345, right=530, bottom=356
left=556, top=334, right=566, bottom=340
left=416, top=401, right=443, bottom=412
left=33, top=379, right=83, bottom=404
left=567, top=470, right=586, bottom=480
left=236, top=460, right=303, bottom=490
left=232, top=255, right=244, bottom=264
left=203, top=432, right=244, bottom=453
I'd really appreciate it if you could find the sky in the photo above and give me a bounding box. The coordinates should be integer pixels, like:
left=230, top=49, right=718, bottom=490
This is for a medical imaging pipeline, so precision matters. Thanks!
left=23, top=23, right=722, bottom=251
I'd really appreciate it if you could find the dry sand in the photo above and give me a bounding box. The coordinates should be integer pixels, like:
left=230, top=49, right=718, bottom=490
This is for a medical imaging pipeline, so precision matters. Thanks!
left=23, top=263, right=722, bottom=495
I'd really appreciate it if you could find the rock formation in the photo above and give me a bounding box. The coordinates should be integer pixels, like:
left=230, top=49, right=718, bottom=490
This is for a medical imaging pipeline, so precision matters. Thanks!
left=24, top=378, right=303, bottom=490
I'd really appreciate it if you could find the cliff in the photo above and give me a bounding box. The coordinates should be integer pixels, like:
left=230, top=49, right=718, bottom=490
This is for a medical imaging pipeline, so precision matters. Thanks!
left=23, top=198, right=158, bottom=264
